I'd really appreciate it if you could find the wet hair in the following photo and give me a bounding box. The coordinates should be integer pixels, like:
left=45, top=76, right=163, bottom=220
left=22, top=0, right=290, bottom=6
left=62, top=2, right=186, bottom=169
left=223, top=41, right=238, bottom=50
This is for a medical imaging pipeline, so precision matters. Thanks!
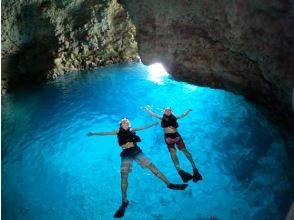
left=119, top=118, right=131, bottom=127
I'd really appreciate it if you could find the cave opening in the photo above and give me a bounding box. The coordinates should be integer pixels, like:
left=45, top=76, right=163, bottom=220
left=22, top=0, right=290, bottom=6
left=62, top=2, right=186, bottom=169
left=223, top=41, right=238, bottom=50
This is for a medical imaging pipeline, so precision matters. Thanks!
left=2, top=0, right=294, bottom=219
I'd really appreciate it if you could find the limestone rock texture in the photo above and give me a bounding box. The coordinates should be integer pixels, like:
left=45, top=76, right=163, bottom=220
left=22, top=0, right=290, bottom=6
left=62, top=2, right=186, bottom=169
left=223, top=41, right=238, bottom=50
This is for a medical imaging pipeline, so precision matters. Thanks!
left=1, top=0, right=138, bottom=91
left=118, top=0, right=294, bottom=129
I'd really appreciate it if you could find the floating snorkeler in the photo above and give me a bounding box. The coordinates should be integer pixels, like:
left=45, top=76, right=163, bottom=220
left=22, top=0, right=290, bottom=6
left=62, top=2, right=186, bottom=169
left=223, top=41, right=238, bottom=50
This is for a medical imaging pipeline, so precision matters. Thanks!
left=143, top=106, right=203, bottom=183
left=87, top=118, right=188, bottom=218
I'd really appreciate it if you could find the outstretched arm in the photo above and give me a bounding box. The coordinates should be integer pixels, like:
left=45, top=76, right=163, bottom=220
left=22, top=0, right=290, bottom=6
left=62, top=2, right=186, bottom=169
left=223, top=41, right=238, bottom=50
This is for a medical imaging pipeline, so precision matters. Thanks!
left=132, top=122, right=159, bottom=131
left=143, top=107, right=162, bottom=119
left=87, top=130, right=118, bottom=136
left=176, top=109, right=192, bottom=119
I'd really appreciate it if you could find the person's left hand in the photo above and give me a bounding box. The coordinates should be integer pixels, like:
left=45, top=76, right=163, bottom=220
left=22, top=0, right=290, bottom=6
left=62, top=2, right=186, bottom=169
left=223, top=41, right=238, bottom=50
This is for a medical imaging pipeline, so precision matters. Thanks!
left=87, top=132, right=93, bottom=136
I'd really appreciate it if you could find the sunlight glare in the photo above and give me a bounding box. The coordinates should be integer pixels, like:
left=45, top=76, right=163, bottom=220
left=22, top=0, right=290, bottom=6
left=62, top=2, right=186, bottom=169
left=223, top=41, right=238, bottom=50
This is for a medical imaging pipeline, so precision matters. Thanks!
left=147, top=63, right=169, bottom=84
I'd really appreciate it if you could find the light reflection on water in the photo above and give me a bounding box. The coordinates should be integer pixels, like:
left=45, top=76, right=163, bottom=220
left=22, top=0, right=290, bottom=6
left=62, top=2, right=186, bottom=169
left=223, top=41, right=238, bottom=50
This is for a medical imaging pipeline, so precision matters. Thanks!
left=2, top=63, right=292, bottom=220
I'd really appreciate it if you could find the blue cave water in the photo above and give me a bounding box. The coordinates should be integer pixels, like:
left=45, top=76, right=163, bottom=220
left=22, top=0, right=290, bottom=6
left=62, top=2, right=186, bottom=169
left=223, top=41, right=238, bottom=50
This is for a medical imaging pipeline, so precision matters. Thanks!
left=2, top=63, right=293, bottom=220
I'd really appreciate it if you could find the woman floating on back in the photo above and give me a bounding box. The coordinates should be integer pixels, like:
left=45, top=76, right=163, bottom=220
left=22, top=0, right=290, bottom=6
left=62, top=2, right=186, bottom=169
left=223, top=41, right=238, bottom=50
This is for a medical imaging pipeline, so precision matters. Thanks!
left=87, top=118, right=188, bottom=218
left=143, top=106, right=203, bottom=183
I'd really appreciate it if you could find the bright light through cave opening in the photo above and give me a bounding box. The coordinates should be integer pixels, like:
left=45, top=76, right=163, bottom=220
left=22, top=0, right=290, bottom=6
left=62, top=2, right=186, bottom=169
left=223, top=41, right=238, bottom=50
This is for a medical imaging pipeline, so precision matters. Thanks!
left=147, top=63, right=169, bottom=84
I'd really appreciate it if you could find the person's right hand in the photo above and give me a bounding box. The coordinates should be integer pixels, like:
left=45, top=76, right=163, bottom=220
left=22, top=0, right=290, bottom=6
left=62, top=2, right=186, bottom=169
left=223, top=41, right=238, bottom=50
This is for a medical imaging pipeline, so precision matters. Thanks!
left=142, top=106, right=149, bottom=111
left=87, top=132, right=93, bottom=136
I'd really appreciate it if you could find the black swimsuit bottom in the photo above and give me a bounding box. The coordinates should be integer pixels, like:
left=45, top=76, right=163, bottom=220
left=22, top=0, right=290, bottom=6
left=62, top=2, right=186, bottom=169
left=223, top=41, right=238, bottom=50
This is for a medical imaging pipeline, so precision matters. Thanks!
left=164, top=132, right=181, bottom=139
left=120, top=146, right=142, bottom=158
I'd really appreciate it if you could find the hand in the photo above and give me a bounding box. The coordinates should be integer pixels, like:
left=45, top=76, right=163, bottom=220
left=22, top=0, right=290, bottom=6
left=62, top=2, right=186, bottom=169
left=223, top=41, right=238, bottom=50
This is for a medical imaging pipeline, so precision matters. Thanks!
left=188, top=109, right=192, bottom=112
left=142, top=107, right=150, bottom=113
left=144, top=105, right=152, bottom=110
left=87, top=132, right=94, bottom=136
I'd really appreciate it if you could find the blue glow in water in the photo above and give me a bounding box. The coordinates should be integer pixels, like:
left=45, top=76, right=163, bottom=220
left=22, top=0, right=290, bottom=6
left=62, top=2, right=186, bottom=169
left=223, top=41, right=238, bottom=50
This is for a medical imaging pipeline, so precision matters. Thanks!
left=2, top=63, right=292, bottom=220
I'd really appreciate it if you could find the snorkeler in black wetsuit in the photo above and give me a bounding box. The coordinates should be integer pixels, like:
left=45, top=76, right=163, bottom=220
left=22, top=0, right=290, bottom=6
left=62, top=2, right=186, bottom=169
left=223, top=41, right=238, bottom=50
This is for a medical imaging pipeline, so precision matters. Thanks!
left=144, top=107, right=203, bottom=183
left=87, top=118, right=188, bottom=218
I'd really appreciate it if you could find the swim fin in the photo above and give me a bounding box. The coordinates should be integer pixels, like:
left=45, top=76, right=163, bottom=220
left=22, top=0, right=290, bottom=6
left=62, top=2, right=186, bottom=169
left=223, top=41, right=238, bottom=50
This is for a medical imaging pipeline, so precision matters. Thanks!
left=193, top=168, right=203, bottom=182
left=113, top=200, right=129, bottom=218
left=178, top=170, right=193, bottom=182
left=167, top=183, right=188, bottom=190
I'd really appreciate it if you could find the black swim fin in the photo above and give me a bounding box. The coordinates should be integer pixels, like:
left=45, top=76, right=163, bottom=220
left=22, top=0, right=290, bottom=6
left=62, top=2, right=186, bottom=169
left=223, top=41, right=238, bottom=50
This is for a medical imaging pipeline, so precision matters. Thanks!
left=178, top=170, right=193, bottom=182
left=113, top=200, right=129, bottom=218
left=193, top=168, right=203, bottom=182
left=167, top=183, right=188, bottom=190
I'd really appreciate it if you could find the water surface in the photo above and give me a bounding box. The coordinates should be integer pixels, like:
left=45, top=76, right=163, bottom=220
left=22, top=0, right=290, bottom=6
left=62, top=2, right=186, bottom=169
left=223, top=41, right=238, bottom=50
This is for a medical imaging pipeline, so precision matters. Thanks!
left=2, top=63, right=292, bottom=220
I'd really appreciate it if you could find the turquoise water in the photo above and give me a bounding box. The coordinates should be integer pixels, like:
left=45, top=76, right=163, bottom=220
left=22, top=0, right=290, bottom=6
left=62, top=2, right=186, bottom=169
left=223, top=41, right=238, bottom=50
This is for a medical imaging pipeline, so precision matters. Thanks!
left=2, top=63, right=293, bottom=220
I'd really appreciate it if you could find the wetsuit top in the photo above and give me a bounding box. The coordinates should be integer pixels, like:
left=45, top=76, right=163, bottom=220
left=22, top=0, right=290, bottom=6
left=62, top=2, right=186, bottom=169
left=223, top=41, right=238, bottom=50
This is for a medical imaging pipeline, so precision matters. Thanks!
left=117, top=128, right=141, bottom=146
left=161, top=114, right=179, bottom=128
left=161, top=114, right=180, bottom=138
left=117, top=128, right=142, bottom=157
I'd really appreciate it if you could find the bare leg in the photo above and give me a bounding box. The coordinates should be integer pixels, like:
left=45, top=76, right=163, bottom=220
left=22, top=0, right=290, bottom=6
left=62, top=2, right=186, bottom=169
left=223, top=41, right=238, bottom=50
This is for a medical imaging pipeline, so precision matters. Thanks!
left=120, top=159, right=132, bottom=203
left=121, top=171, right=129, bottom=203
left=169, top=148, right=181, bottom=171
left=181, top=148, right=197, bottom=169
left=146, top=163, right=170, bottom=185
left=114, top=159, right=131, bottom=218
left=145, top=162, right=188, bottom=190
left=181, top=149, right=202, bottom=182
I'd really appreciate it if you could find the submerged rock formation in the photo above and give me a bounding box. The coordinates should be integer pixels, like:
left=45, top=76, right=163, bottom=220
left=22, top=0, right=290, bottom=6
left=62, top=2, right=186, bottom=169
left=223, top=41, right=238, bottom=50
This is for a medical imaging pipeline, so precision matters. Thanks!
left=118, top=0, right=294, bottom=129
left=1, top=0, right=138, bottom=92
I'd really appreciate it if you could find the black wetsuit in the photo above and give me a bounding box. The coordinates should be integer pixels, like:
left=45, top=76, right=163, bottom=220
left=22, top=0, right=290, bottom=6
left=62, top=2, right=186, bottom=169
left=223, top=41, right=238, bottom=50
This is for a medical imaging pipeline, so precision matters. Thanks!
left=117, top=128, right=142, bottom=157
left=161, top=114, right=181, bottom=139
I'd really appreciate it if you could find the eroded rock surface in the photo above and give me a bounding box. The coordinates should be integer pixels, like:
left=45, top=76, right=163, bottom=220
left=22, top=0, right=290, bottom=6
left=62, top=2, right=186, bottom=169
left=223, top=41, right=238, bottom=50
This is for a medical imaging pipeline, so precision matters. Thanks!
left=1, top=0, right=138, bottom=91
left=118, top=0, right=294, bottom=128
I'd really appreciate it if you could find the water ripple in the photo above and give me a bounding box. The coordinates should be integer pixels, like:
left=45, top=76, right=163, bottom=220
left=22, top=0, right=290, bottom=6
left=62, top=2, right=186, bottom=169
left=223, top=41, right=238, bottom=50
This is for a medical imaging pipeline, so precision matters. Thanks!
left=2, top=63, right=292, bottom=220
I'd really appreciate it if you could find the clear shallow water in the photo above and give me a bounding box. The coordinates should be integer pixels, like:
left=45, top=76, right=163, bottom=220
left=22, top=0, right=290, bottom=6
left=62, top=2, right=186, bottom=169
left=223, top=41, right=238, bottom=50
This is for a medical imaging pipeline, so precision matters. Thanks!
left=2, top=63, right=293, bottom=220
